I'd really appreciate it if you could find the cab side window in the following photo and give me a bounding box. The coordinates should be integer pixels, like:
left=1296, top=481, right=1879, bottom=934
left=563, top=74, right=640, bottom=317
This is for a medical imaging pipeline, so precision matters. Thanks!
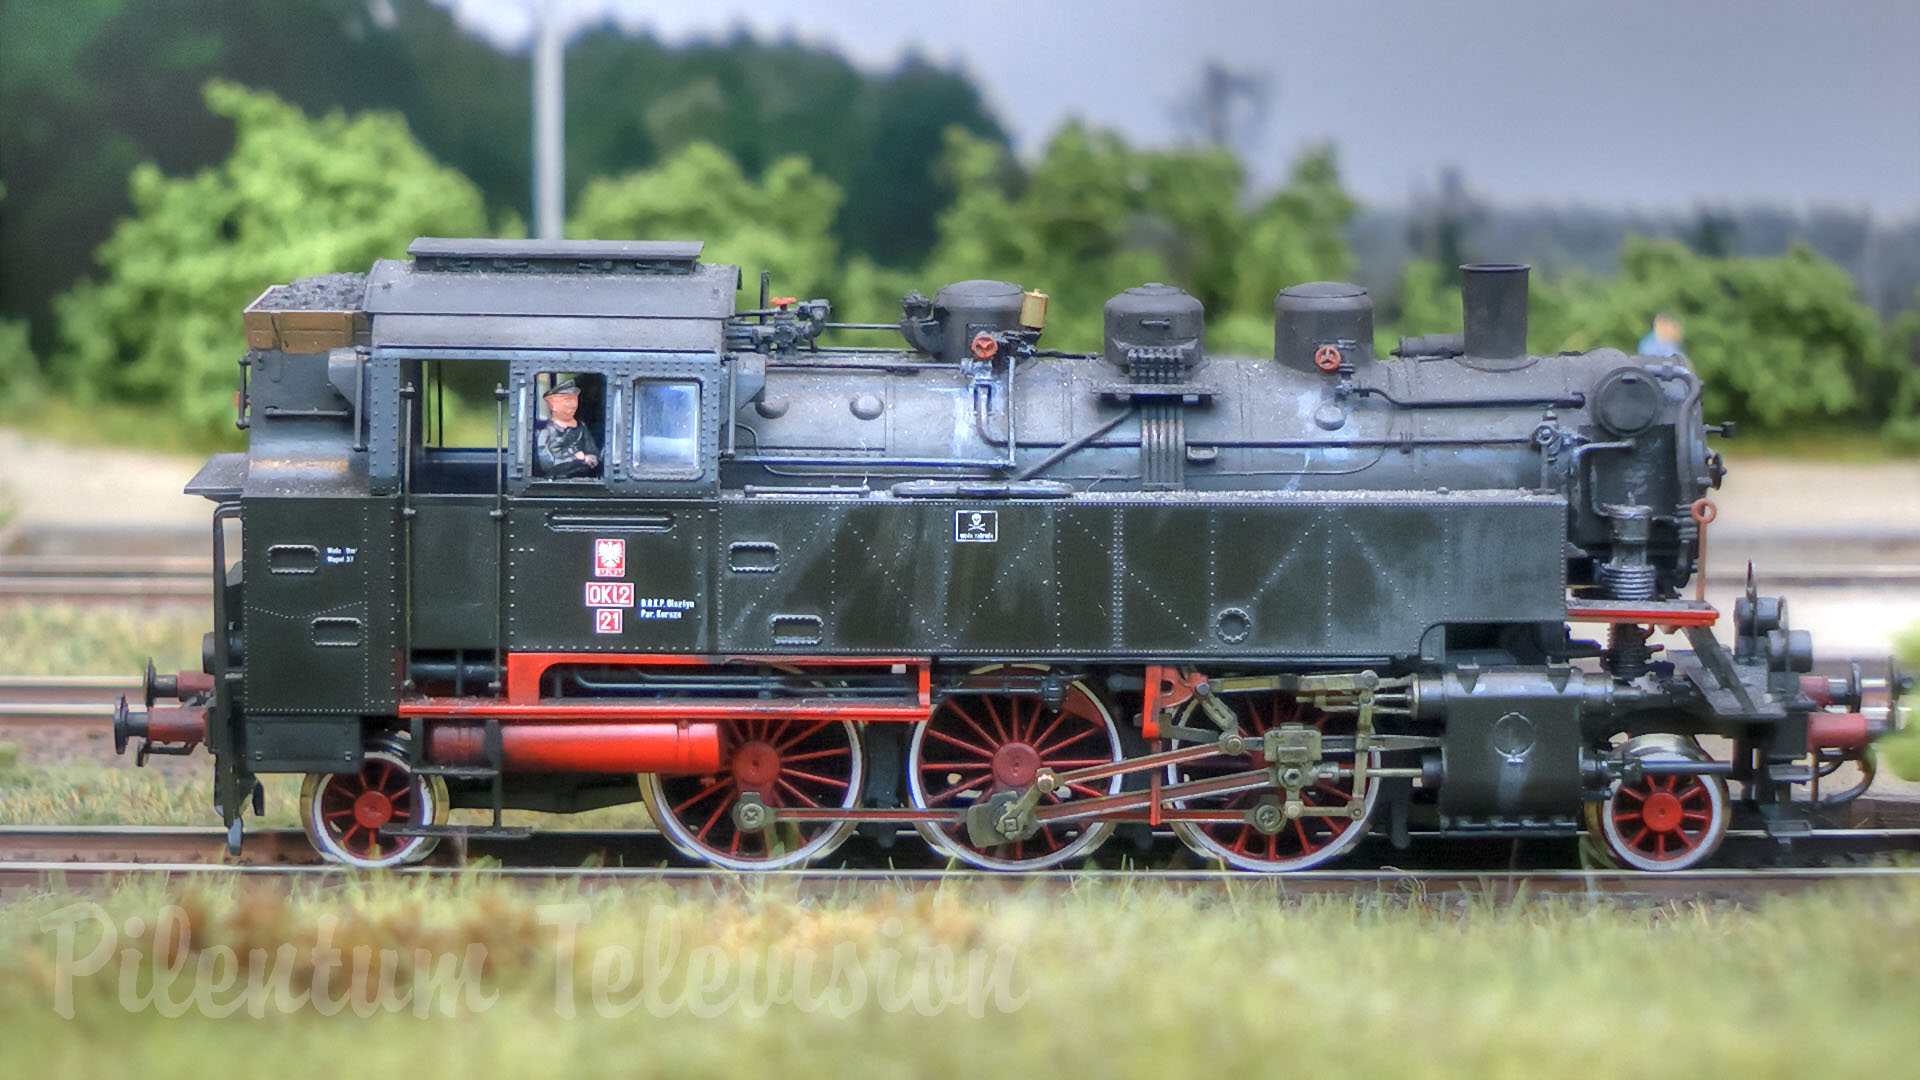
left=632, top=380, right=700, bottom=477
left=414, top=357, right=509, bottom=494
left=531, top=372, right=605, bottom=482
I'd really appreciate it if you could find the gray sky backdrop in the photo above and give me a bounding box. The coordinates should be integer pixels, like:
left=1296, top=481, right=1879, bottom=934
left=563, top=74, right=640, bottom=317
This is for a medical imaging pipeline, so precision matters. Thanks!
left=443, top=0, right=1920, bottom=218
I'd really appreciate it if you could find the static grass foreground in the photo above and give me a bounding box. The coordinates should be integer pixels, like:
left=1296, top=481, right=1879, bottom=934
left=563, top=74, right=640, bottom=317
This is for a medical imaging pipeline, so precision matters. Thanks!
left=0, top=751, right=656, bottom=831
left=0, top=603, right=204, bottom=678
left=1, top=873, right=1916, bottom=1079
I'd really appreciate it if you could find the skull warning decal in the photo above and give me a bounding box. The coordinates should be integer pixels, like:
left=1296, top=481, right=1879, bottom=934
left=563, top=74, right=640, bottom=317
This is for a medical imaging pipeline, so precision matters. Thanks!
left=955, top=510, right=998, bottom=543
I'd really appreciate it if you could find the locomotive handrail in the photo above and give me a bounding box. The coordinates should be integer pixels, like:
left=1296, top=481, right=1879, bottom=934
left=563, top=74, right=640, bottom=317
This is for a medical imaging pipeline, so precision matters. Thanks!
left=207, top=501, right=245, bottom=851
left=259, top=405, right=352, bottom=419
left=399, top=381, right=416, bottom=688
left=234, top=355, right=250, bottom=430
left=969, top=360, right=1020, bottom=466
left=492, top=383, right=508, bottom=695
left=1346, top=384, right=1587, bottom=411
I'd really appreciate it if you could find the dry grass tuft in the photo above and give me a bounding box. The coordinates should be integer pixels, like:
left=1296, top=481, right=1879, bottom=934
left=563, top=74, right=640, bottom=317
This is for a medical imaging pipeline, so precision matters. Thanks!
left=0, top=603, right=204, bottom=677
left=1, top=874, right=1916, bottom=1077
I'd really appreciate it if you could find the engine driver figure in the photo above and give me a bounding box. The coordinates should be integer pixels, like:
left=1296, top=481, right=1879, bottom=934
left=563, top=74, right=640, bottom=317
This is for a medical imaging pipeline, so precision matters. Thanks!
left=535, top=378, right=600, bottom=478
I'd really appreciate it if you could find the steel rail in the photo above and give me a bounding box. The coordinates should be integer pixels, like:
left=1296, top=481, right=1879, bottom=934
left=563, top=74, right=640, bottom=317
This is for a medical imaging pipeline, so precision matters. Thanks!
left=0, top=676, right=143, bottom=691
left=6, top=859, right=1920, bottom=903
left=0, top=576, right=210, bottom=600
left=6, top=823, right=1920, bottom=871
left=0, top=676, right=143, bottom=723
left=0, top=554, right=207, bottom=576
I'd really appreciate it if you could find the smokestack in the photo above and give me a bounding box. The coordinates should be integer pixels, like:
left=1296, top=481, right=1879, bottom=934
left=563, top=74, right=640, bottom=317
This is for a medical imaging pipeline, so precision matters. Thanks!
left=1460, top=263, right=1530, bottom=360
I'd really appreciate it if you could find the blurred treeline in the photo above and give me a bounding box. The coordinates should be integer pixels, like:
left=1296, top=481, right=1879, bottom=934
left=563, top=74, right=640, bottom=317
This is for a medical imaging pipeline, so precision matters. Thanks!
left=2, top=0, right=1918, bottom=448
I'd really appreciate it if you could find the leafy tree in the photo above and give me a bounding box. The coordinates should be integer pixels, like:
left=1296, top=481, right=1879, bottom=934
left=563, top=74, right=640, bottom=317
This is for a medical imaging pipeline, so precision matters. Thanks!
left=1886, top=290, right=1920, bottom=444
left=1229, top=144, right=1358, bottom=311
left=51, top=82, right=496, bottom=435
left=1877, top=621, right=1920, bottom=781
left=564, top=31, right=1004, bottom=269
left=0, top=182, right=35, bottom=395
left=923, top=125, right=1358, bottom=354
left=0, top=316, right=31, bottom=396
left=0, top=2, right=1006, bottom=346
left=1540, top=239, right=1899, bottom=429
left=1212, top=144, right=1361, bottom=353
left=0, top=0, right=463, bottom=344
left=1385, top=240, right=1920, bottom=437
left=568, top=143, right=844, bottom=304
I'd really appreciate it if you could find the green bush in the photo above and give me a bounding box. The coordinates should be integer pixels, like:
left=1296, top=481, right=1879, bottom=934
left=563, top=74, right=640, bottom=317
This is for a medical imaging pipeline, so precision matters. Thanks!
left=52, top=81, right=500, bottom=437
left=40, top=81, right=1920, bottom=450
left=1880, top=623, right=1920, bottom=781
left=1386, top=240, right=1920, bottom=439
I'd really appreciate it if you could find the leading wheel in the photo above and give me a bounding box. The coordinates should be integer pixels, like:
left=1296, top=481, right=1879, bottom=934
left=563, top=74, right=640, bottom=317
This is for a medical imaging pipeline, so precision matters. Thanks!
left=1588, top=734, right=1729, bottom=871
left=1167, top=690, right=1378, bottom=872
left=908, top=671, right=1123, bottom=870
left=299, top=737, right=448, bottom=869
left=641, top=718, right=863, bottom=871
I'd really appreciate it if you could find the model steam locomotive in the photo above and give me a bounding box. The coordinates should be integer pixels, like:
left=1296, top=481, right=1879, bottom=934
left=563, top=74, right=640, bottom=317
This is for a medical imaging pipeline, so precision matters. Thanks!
left=114, top=237, right=1907, bottom=871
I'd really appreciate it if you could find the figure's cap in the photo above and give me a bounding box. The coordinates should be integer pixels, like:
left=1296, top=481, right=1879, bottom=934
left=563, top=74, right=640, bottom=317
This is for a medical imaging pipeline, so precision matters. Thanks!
left=545, top=378, right=580, bottom=397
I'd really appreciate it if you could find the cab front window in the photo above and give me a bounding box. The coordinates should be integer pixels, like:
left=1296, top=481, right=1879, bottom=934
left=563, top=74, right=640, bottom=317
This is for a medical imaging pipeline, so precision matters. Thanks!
left=632, top=380, right=700, bottom=477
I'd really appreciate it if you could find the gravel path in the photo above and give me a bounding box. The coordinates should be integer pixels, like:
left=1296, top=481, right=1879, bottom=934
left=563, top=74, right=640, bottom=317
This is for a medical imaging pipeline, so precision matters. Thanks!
left=0, top=428, right=208, bottom=528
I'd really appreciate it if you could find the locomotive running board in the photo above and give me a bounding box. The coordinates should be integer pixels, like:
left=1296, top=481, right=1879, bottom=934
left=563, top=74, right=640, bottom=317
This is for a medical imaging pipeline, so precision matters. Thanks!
left=1565, top=598, right=1718, bottom=626
left=499, top=653, right=932, bottom=708
left=397, top=698, right=930, bottom=722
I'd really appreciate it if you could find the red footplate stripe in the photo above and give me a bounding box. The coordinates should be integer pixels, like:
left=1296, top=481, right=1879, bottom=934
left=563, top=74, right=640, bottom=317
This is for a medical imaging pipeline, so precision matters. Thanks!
left=399, top=698, right=930, bottom=723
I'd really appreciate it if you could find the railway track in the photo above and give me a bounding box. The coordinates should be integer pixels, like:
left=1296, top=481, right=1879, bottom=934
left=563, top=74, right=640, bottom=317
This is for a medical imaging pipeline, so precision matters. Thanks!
left=0, top=554, right=210, bottom=602
left=2, top=825, right=1916, bottom=902
left=0, top=675, right=142, bottom=722
left=6, top=861, right=1915, bottom=903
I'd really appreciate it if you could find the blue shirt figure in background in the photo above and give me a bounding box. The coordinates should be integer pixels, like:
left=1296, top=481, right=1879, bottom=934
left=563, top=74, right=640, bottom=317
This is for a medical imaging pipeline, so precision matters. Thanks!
left=1639, top=313, right=1684, bottom=356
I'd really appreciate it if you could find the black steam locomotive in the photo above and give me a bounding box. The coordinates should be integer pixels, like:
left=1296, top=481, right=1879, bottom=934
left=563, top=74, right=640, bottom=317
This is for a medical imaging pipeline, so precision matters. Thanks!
left=114, top=237, right=1905, bottom=871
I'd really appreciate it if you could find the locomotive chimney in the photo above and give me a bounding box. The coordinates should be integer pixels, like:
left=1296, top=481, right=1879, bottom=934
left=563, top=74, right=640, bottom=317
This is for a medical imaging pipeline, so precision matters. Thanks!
left=1460, top=263, right=1530, bottom=360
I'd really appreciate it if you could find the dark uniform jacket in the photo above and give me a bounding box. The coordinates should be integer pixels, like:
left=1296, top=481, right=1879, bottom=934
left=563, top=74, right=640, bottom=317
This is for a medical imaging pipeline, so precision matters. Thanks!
left=535, top=420, right=599, bottom=478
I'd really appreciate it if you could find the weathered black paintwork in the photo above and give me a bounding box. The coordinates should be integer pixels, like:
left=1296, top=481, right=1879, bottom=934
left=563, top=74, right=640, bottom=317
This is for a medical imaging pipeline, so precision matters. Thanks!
left=166, top=237, right=1830, bottom=843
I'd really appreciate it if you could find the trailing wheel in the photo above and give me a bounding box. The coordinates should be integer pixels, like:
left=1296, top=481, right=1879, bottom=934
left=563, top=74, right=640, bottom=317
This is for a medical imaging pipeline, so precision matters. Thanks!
left=1167, top=690, right=1378, bottom=872
left=1588, top=734, right=1729, bottom=871
left=299, top=737, right=448, bottom=869
left=908, top=672, right=1124, bottom=870
left=641, top=718, right=862, bottom=871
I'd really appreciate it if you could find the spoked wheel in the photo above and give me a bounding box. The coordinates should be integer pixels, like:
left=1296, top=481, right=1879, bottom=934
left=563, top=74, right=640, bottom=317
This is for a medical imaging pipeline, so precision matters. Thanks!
left=909, top=671, right=1123, bottom=870
left=299, top=737, right=448, bottom=869
left=1167, top=690, right=1378, bottom=872
left=1588, top=734, right=1729, bottom=871
left=641, top=718, right=863, bottom=871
